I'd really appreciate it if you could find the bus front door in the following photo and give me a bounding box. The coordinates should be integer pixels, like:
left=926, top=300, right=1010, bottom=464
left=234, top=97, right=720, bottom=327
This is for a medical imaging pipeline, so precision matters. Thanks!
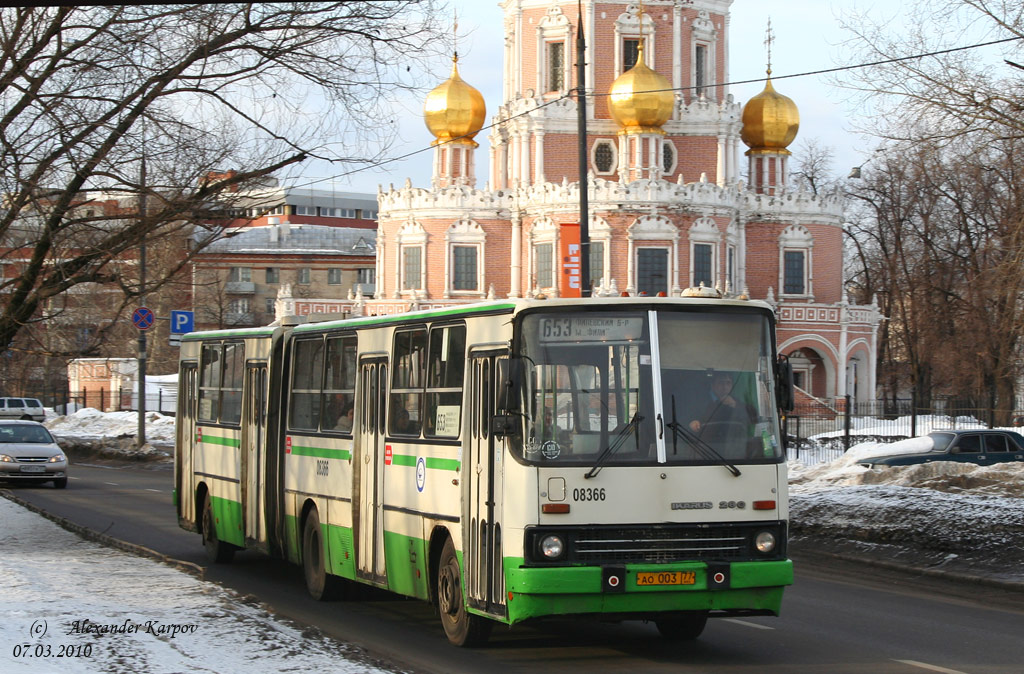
left=357, top=358, right=388, bottom=585
left=465, top=352, right=507, bottom=617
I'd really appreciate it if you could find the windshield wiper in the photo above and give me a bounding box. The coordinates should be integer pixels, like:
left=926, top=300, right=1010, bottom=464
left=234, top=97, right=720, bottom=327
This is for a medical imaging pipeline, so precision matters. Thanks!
left=584, top=411, right=643, bottom=480
left=666, top=396, right=741, bottom=477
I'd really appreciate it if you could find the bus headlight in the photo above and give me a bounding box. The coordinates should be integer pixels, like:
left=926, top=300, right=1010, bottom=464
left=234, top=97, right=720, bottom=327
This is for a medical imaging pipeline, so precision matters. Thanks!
left=754, top=531, right=776, bottom=554
left=539, top=534, right=565, bottom=559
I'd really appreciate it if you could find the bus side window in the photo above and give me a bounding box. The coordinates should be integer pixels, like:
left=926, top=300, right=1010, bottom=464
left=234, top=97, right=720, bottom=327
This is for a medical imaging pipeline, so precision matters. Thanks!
left=391, top=328, right=426, bottom=436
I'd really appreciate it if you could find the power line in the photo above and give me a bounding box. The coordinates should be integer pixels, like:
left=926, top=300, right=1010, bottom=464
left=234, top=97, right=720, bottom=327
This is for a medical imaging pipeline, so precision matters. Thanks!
left=293, top=34, right=1024, bottom=190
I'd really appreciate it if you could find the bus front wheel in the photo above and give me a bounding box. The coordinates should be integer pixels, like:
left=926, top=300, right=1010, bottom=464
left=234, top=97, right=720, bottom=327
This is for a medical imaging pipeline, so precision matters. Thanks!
left=437, top=537, right=492, bottom=647
left=201, top=493, right=235, bottom=564
left=655, top=612, right=708, bottom=640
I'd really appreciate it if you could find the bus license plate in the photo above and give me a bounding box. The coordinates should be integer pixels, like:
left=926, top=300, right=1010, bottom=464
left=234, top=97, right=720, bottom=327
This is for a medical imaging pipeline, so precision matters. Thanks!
left=20, top=465, right=45, bottom=473
left=636, top=571, right=696, bottom=586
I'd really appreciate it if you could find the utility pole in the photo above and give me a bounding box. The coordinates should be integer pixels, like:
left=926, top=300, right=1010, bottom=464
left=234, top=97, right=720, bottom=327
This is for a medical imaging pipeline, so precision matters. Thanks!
left=137, top=155, right=147, bottom=448
left=576, top=0, right=591, bottom=297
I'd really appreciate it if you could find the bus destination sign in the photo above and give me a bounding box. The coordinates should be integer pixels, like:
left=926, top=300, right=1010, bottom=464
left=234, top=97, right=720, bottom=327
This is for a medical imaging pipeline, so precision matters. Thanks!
left=539, top=317, right=643, bottom=343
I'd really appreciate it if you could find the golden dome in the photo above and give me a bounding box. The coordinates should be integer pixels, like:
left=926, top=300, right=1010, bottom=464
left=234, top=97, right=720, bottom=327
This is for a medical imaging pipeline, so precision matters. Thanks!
left=740, top=72, right=799, bottom=151
left=424, top=56, right=486, bottom=147
left=608, top=45, right=674, bottom=133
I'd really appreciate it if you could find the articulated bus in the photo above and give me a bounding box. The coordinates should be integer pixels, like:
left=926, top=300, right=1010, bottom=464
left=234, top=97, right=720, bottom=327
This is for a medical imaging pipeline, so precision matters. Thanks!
left=174, top=295, right=795, bottom=646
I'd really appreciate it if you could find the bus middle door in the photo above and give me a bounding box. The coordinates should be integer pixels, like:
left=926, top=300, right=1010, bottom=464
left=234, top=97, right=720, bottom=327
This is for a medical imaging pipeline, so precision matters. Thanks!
left=356, top=357, right=388, bottom=585
left=465, top=351, right=507, bottom=617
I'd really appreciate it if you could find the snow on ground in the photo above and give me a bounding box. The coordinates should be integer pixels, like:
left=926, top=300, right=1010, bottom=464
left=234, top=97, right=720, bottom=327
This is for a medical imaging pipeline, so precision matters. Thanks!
left=45, top=408, right=176, bottom=447
left=0, top=498, right=391, bottom=674
left=789, top=436, right=1024, bottom=580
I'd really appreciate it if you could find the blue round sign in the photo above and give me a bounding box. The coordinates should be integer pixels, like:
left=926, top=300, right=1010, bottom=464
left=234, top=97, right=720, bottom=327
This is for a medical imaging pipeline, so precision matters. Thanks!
left=415, top=457, right=426, bottom=492
left=132, top=307, right=155, bottom=330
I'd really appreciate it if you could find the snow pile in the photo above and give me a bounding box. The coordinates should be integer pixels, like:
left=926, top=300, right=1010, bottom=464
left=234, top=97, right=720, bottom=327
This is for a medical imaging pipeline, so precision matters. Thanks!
left=0, top=498, right=389, bottom=674
left=789, top=443, right=1024, bottom=578
left=45, top=408, right=176, bottom=446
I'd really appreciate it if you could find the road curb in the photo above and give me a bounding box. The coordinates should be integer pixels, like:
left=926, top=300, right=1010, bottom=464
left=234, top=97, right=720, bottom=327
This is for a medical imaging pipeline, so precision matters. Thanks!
left=791, top=544, right=1024, bottom=592
left=0, top=489, right=205, bottom=580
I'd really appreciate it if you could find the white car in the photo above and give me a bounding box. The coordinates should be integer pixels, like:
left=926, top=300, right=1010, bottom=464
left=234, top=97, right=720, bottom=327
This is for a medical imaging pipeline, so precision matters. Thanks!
left=0, top=397, right=46, bottom=422
left=0, top=420, right=67, bottom=488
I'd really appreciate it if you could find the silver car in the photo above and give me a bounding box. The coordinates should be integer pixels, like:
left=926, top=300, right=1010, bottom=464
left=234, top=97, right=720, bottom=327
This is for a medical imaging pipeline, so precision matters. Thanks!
left=0, top=420, right=67, bottom=488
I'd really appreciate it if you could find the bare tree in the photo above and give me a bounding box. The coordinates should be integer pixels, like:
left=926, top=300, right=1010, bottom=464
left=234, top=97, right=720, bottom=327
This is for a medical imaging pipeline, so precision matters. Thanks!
left=846, top=137, right=1024, bottom=419
left=790, top=138, right=838, bottom=196
left=0, top=3, right=447, bottom=353
left=836, top=0, right=1024, bottom=143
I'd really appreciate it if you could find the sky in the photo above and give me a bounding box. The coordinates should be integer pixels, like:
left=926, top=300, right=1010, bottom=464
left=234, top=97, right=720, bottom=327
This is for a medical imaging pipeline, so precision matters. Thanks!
left=302, top=0, right=883, bottom=195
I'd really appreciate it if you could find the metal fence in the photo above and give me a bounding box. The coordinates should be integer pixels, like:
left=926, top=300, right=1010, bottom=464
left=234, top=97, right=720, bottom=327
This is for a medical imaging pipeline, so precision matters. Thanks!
left=18, top=387, right=178, bottom=416
left=784, top=395, right=1023, bottom=462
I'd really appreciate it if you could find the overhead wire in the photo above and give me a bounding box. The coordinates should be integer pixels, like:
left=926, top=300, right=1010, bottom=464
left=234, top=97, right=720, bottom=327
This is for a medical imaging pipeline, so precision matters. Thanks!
left=290, top=34, right=1024, bottom=190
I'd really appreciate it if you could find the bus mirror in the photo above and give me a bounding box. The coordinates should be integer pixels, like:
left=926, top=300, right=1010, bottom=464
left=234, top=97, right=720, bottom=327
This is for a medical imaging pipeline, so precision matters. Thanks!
left=776, top=355, right=795, bottom=413
left=492, top=414, right=520, bottom=438
left=497, top=358, right=522, bottom=412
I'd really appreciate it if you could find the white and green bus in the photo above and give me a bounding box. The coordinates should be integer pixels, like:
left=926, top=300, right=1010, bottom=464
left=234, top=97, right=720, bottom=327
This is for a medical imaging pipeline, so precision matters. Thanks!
left=174, top=295, right=795, bottom=646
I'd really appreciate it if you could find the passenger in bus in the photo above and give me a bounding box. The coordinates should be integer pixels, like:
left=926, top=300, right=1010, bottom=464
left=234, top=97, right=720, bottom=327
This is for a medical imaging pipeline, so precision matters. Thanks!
left=393, top=407, right=418, bottom=434
left=335, top=403, right=354, bottom=433
left=688, top=371, right=755, bottom=434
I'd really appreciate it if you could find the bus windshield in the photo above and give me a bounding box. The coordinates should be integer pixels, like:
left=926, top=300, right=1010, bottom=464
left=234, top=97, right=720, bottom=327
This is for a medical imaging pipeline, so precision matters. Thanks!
left=511, top=309, right=784, bottom=467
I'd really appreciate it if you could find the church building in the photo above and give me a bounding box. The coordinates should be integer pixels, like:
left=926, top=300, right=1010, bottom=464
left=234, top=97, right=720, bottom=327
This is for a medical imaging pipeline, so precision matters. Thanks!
left=297, top=1, right=881, bottom=407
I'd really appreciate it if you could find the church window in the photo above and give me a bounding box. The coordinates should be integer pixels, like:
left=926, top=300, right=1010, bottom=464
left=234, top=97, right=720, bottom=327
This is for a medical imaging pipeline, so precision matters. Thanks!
left=593, top=141, right=616, bottom=174
left=403, top=246, right=422, bottom=290
left=692, top=243, right=713, bottom=287
left=589, top=241, right=605, bottom=288
left=778, top=225, right=814, bottom=298
left=547, top=41, right=565, bottom=92
left=783, top=250, right=806, bottom=295
left=636, top=248, right=668, bottom=295
left=623, top=38, right=641, bottom=71
left=453, top=245, right=478, bottom=291
left=694, top=44, right=707, bottom=97
left=535, top=243, right=554, bottom=288
left=662, top=142, right=676, bottom=175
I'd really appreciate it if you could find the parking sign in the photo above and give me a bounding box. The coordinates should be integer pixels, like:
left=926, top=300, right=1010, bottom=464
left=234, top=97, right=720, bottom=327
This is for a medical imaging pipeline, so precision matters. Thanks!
left=170, top=310, right=194, bottom=335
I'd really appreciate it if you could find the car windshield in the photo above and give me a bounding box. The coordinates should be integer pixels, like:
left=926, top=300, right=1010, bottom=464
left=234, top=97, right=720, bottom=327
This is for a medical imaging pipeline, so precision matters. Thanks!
left=0, top=424, right=54, bottom=443
left=509, top=308, right=784, bottom=467
left=929, top=432, right=955, bottom=451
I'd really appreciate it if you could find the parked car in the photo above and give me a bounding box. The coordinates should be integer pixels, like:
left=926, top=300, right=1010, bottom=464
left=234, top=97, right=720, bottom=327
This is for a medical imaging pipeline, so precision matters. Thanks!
left=0, top=397, right=46, bottom=422
left=0, top=420, right=67, bottom=488
left=858, top=430, right=1024, bottom=468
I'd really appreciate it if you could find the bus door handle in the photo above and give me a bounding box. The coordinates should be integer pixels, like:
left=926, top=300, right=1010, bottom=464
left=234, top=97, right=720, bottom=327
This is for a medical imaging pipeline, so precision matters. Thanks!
left=657, top=414, right=664, bottom=439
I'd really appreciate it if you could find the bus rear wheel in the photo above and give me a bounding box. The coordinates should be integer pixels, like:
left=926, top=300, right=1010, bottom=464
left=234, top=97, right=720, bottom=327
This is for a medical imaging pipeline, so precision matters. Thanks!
left=201, top=493, right=235, bottom=563
left=303, top=509, right=340, bottom=601
left=655, top=612, right=708, bottom=640
left=437, top=537, right=492, bottom=647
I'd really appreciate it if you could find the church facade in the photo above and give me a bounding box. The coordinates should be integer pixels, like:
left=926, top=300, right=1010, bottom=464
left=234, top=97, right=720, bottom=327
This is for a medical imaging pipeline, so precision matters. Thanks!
left=305, top=0, right=880, bottom=407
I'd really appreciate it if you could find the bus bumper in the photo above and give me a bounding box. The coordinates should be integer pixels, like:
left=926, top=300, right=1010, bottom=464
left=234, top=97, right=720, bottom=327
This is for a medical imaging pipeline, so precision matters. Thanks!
left=501, top=559, right=793, bottom=624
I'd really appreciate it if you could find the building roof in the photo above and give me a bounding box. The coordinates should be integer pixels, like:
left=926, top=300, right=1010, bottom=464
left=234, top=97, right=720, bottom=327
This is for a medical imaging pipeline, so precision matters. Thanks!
left=198, top=224, right=376, bottom=256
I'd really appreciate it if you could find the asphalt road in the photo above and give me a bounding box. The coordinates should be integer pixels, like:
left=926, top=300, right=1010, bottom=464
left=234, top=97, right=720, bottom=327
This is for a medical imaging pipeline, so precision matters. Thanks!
left=5, top=459, right=1024, bottom=674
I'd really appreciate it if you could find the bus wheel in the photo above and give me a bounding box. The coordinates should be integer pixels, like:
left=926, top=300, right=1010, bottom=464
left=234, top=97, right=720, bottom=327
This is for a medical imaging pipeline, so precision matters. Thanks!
left=303, top=509, right=339, bottom=601
left=437, top=537, right=492, bottom=647
left=201, top=493, right=235, bottom=564
left=655, top=612, right=708, bottom=641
